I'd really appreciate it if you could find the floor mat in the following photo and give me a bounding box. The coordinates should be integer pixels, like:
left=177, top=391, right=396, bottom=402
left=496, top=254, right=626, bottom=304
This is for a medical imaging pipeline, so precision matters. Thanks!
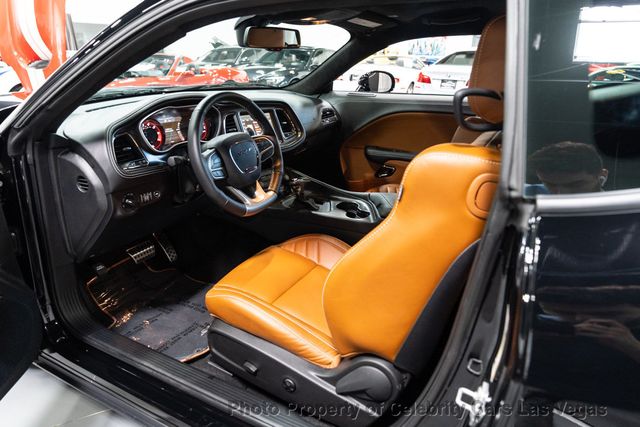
left=86, top=260, right=213, bottom=362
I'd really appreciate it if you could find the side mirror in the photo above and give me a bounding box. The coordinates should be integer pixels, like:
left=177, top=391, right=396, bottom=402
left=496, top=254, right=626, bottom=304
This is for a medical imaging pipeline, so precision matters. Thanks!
left=243, top=27, right=301, bottom=49
left=357, top=71, right=395, bottom=93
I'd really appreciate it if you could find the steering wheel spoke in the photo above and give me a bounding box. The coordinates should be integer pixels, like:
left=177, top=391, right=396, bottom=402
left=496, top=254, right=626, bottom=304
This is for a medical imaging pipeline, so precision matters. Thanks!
left=226, top=181, right=274, bottom=207
left=203, top=148, right=227, bottom=181
left=253, top=135, right=277, bottom=162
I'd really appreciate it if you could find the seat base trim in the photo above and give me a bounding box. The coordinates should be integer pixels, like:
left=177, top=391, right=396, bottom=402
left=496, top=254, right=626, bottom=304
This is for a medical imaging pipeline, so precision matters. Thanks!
left=208, top=319, right=408, bottom=427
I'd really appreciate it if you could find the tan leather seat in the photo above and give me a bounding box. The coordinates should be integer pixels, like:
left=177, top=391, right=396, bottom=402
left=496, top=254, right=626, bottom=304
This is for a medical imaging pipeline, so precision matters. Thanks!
left=206, top=142, right=500, bottom=368
left=368, top=16, right=505, bottom=193
left=207, top=234, right=349, bottom=367
left=206, top=16, right=505, bottom=372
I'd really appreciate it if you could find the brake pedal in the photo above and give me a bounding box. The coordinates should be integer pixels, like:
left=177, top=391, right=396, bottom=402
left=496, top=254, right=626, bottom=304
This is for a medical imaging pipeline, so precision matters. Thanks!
left=154, top=233, right=178, bottom=263
left=126, top=240, right=156, bottom=264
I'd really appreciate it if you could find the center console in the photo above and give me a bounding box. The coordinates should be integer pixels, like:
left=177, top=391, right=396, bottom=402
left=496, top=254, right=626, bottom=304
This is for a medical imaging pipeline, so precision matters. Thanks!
left=251, top=169, right=397, bottom=244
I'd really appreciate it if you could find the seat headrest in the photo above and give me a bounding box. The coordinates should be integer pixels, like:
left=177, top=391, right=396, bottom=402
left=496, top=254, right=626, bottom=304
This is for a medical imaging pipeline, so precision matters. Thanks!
left=468, top=16, right=506, bottom=124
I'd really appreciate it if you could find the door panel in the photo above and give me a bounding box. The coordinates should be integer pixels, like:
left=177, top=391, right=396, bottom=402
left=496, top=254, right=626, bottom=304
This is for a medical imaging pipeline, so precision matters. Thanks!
left=322, top=91, right=476, bottom=192
left=340, top=112, right=459, bottom=191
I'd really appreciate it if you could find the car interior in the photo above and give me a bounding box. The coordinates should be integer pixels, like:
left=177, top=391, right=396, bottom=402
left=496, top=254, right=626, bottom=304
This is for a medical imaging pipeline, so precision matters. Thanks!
left=25, top=1, right=509, bottom=425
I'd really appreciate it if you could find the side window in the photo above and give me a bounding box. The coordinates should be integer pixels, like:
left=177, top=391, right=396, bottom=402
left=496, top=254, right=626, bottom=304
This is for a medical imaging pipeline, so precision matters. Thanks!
left=333, top=35, right=478, bottom=94
left=525, top=3, right=640, bottom=195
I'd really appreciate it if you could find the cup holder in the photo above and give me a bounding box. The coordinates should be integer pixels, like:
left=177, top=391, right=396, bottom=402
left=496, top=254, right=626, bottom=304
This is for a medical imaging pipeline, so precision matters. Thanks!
left=336, top=201, right=370, bottom=219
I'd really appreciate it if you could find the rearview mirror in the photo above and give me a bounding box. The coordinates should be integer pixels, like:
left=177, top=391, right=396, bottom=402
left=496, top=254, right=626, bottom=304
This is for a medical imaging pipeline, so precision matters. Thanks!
left=243, top=27, right=301, bottom=49
left=357, top=71, right=395, bottom=93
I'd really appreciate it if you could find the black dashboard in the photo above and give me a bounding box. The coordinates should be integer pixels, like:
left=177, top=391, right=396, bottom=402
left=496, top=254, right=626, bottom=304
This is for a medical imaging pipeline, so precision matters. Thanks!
left=53, top=90, right=340, bottom=260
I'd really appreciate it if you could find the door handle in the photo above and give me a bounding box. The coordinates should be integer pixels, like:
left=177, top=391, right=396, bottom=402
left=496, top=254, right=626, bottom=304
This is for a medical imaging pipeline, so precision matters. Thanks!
left=375, top=164, right=396, bottom=178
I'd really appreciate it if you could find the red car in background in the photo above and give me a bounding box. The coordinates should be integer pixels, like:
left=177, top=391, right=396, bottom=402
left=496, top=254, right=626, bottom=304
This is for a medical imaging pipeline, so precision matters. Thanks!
left=108, top=53, right=249, bottom=88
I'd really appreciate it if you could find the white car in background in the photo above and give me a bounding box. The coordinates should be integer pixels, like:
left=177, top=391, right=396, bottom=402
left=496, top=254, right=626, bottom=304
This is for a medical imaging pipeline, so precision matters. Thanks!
left=414, top=50, right=475, bottom=94
left=334, top=55, right=425, bottom=93
left=0, top=63, right=21, bottom=94
left=0, top=50, right=77, bottom=94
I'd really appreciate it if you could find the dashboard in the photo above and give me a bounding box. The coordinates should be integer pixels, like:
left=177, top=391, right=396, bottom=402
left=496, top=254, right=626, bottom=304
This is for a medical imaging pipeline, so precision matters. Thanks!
left=54, top=90, right=340, bottom=260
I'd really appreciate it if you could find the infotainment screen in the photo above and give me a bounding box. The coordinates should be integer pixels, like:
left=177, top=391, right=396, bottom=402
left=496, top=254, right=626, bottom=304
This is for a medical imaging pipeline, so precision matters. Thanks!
left=240, top=112, right=274, bottom=136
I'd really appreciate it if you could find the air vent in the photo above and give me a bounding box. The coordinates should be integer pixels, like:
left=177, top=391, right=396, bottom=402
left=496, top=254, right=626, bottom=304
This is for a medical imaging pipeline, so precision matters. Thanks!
left=76, top=175, right=90, bottom=193
left=113, top=134, right=147, bottom=171
left=275, top=109, right=296, bottom=140
left=225, top=115, right=238, bottom=133
left=321, top=108, right=338, bottom=124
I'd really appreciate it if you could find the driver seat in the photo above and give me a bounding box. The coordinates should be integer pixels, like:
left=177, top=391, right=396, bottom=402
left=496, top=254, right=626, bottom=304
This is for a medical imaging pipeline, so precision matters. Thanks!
left=205, top=16, right=504, bottom=426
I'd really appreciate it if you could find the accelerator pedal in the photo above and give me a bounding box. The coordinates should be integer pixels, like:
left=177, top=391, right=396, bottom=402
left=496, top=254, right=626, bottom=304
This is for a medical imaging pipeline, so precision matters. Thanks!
left=154, top=233, right=178, bottom=263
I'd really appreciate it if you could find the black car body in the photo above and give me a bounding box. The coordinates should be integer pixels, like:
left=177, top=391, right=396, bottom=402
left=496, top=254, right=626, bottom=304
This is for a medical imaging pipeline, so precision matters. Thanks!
left=0, top=0, right=639, bottom=426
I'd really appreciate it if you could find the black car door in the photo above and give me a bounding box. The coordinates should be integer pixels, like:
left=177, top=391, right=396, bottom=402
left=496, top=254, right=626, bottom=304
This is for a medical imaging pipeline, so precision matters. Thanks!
left=0, top=201, right=43, bottom=399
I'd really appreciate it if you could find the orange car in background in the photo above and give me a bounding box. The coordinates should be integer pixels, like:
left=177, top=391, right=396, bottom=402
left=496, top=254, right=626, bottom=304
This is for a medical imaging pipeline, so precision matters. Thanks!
left=108, top=53, right=249, bottom=88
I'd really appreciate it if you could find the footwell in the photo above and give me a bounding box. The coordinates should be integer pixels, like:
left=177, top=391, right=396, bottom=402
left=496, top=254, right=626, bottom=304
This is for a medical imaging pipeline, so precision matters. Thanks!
left=86, top=260, right=213, bottom=362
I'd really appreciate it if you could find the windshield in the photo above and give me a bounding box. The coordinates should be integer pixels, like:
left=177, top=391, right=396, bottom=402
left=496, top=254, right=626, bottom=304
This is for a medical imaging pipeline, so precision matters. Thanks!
left=121, top=54, right=177, bottom=78
left=255, top=49, right=312, bottom=66
left=103, top=19, right=349, bottom=93
left=199, top=48, right=242, bottom=64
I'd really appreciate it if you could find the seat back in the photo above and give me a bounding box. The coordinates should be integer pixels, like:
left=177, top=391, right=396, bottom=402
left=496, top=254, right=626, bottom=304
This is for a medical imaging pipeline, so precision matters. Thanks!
left=322, top=15, right=505, bottom=373
left=323, top=143, right=500, bottom=368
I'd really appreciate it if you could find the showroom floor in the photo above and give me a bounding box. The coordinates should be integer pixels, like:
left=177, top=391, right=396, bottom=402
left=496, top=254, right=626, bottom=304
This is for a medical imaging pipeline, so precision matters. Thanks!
left=0, top=366, right=142, bottom=427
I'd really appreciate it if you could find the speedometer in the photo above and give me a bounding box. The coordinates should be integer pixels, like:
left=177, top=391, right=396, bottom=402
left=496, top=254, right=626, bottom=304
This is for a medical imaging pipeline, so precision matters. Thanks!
left=201, top=118, right=213, bottom=140
left=142, top=119, right=165, bottom=150
left=179, top=116, right=213, bottom=142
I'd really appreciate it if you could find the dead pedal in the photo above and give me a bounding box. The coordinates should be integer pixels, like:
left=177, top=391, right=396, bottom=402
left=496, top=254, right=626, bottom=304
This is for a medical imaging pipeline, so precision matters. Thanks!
left=126, top=240, right=156, bottom=264
left=154, top=233, right=178, bottom=263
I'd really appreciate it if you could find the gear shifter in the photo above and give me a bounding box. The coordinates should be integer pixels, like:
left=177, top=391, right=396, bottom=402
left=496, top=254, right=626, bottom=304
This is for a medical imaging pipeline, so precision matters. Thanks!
left=290, top=177, right=322, bottom=211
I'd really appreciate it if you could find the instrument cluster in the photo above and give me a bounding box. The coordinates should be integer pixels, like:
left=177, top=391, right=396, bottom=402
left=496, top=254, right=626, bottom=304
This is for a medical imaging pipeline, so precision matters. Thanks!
left=139, top=106, right=218, bottom=152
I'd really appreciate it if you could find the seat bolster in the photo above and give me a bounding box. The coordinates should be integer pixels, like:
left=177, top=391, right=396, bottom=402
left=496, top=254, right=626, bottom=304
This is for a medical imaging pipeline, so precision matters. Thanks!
left=279, top=234, right=350, bottom=270
left=207, top=286, right=341, bottom=368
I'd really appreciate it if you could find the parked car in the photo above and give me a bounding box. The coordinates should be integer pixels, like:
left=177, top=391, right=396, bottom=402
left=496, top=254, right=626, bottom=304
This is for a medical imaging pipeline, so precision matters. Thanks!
left=0, top=67, right=21, bottom=94
left=246, top=47, right=335, bottom=86
left=109, top=53, right=249, bottom=88
left=334, top=54, right=426, bottom=93
left=0, top=50, right=78, bottom=95
left=2, top=1, right=640, bottom=427
left=119, top=53, right=192, bottom=78
left=413, top=50, right=475, bottom=94
left=415, top=54, right=442, bottom=65
left=588, top=64, right=640, bottom=87
left=588, top=62, right=624, bottom=74
left=183, top=46, right=265, bottom=74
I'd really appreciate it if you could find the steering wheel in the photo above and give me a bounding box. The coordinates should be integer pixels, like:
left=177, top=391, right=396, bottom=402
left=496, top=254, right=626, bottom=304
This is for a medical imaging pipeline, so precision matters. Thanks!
left=188, top=92, right=283, bottom=217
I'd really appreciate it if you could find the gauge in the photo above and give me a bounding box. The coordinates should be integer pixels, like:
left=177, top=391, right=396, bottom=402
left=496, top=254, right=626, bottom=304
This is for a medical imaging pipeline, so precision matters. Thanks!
left=180, top=114, right=215, bottom=142
left=142, top=119, right=165, bottom=150
left=201, top=118, right=212, bottom=141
